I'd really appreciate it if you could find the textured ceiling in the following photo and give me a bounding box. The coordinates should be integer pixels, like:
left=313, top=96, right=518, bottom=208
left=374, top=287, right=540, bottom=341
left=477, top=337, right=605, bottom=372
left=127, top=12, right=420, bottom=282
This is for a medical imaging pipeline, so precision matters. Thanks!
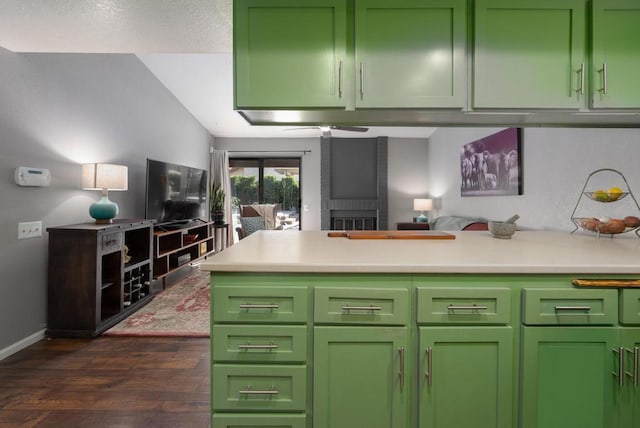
left=0, top=0, right=232, bottom=53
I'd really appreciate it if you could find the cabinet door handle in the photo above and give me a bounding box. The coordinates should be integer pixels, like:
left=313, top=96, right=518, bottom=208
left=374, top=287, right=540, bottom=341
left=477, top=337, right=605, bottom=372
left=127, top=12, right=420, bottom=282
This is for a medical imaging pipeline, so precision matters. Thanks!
left=598, top=62, right=608, bottom=94
left=447, top=304, right=488, bottom=311
left=239, top=304, right=279, bottom=310
left=425, top=347, right=433, bottom=387
left=627, top=347, right=639, bottom=387
left=341, top=305, right=382, bottom=312
left=239, top=385, right=279, bottom=395
left=575, top=63, right=585, bottom=95
left=399, top=347, right=405, bottom=388
left=359, top=62, right=365, bottom=100
left=614, top=347, right=625, bottom=387
left=237, top=342, right=278, bottom=350
left=338, top=60, right=343, bottom=99
left=554, top=305, right=591, bottom=311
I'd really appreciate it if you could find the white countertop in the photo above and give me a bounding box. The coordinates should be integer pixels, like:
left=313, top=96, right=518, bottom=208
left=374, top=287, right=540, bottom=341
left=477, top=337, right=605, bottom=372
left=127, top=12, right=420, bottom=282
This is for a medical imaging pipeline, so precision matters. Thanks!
left=199, top=230, right=640, bottom=274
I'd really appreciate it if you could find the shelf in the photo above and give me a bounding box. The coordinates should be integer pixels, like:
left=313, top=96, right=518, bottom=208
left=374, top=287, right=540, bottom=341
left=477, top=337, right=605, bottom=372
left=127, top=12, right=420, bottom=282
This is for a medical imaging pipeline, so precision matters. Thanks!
left=152, top=221, right=215, bottom=286
left=46, top=219, right=155, bottom=337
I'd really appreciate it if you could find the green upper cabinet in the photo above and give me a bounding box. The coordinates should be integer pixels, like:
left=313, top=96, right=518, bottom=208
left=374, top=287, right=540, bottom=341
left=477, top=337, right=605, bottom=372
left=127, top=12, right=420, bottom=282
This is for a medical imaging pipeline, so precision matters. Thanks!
left=473, top=0, right=587, bottom=109
left=354, top=0, right=466, bottom=108
left=591, top=0, right=640, bottom=108
left=234, top=0, right=347, bottom=109
left=418, top=327, right=513, bottom=428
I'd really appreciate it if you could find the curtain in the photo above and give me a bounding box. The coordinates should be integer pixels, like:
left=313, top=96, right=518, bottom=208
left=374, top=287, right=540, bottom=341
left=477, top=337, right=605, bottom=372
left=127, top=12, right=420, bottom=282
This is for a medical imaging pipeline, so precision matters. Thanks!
left=210, top=149, right=234, bottom=245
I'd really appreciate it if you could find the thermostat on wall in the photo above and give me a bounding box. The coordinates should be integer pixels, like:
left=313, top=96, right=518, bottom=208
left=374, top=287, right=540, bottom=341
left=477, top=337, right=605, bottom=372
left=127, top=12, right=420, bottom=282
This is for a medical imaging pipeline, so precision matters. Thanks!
left=14, top=166, right=51, bottom=187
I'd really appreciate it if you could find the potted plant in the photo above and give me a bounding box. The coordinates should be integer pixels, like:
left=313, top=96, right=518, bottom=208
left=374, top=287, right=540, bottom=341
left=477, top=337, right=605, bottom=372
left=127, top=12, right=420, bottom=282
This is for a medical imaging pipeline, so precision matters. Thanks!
left=210, top=182, right=226, bottom=225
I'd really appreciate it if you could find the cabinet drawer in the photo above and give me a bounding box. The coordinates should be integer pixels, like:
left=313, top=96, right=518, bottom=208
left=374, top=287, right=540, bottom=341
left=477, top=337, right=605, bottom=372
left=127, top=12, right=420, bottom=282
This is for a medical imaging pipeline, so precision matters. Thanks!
left=314, top=287, right=409, bottom=325
left=416, top=287, right=511, bottom=325
left=212, top=364, right=307, bottom=412
left=100, top=232, right=122, bottom=253
left=212, top=414, right=306, bottom=428
left=522, top=288, right=618, bottom=326
left=212, top=325, right=307, bottom=363
left=213, top=286, right=308, bottom=323
left=620, top=289, right=640, bottom=325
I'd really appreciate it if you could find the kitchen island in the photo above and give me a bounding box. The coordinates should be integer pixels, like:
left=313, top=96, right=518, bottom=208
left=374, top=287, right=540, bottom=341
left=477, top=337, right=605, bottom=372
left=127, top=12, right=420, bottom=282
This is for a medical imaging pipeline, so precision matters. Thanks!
left=201, top=231, right=640, bottom=428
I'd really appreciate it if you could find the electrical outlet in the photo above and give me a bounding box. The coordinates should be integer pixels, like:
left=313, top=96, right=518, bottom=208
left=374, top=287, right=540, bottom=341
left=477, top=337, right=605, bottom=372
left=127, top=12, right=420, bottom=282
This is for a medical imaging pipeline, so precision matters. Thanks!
left=18, top=221, right=42, bottom=239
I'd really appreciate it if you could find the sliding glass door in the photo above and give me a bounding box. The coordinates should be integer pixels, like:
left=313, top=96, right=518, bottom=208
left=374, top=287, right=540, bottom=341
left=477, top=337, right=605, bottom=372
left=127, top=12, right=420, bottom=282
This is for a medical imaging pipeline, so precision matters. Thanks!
left=229, top=158, right=301, bottom=237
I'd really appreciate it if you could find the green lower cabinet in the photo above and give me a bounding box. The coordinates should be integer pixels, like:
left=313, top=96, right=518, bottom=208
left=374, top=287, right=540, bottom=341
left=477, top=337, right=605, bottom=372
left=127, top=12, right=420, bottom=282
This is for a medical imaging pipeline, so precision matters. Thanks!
left=211, top=413, right=307, bottom=428
left=313, top=326, right=409, bottom=428
left=418, top=327, right=513, bottom=428
left=521, top=327, right=619, bottom=428
left=212, top=364, right=307, bottom=412
left=620, top=328, right=640, bottom=428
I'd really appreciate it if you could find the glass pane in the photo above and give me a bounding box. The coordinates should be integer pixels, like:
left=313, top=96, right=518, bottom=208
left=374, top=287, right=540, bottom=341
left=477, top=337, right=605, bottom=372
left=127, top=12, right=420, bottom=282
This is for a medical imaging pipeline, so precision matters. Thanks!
left=229, top=158, right=301, bottom=240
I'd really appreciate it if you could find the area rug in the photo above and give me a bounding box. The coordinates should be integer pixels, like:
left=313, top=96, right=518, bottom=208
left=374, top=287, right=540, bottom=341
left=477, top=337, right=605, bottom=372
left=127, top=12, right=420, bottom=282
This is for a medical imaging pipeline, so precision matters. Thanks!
left=104, top=269, right=210, bottom=337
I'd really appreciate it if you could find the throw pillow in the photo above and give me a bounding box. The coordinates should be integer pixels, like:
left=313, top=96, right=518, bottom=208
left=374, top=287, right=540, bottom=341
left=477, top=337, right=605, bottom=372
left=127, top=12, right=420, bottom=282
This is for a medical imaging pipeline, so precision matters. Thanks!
left=240, top=216, right=265, bottom=237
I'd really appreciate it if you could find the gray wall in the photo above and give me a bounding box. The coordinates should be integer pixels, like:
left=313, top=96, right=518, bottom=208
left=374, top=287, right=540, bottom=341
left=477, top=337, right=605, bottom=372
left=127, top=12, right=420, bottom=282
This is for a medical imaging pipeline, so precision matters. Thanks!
left=428, top=127, right=640, bottom=231
left=0, top=48, right=212, bottom=355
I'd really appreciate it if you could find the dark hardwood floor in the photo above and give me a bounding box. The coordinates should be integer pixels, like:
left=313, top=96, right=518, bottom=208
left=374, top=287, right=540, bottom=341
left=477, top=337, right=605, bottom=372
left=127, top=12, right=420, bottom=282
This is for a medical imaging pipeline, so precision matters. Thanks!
left=0, top=337, right=210, bottom=427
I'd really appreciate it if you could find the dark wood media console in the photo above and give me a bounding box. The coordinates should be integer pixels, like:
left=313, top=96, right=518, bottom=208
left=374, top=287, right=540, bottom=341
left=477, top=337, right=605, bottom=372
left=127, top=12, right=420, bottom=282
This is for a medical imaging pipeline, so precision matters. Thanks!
left=152, top=220, right=216, bottom=288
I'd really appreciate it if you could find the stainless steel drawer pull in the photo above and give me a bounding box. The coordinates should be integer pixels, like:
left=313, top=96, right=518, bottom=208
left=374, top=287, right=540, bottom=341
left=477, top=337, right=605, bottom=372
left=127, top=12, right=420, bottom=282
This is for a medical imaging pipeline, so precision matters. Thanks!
left=554, top=305, right=592, bottom=311
left=598, top=62, right=608, bottom=94
left=338, top=60, right=343, bottom=98
left=359, top=62, right=365, bottom=99
left=239, top=304, right=279, bottom=310
left=342, top=305, right=382, bottom=311
left=627, top=347, right=639, bottom=387
left=614, top=347, right=624, bottom=387
left=238, top=342, right=278, bottom=350
left=399, top=347, right=405, bottom=388
left=447, top=304, right=488, bottom=311
left=239, top=385, right=279, bottom=395
left=575, top=62, right=585, bottom=95
left=425, top=347, right=433, bottom=387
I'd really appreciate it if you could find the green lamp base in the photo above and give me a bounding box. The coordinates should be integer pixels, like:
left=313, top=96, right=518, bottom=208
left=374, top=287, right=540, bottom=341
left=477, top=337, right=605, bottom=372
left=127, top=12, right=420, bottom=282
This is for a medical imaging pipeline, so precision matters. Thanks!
left=416, top=213, right=428, bottom=223
left=89, top=195, right=119, bottom=224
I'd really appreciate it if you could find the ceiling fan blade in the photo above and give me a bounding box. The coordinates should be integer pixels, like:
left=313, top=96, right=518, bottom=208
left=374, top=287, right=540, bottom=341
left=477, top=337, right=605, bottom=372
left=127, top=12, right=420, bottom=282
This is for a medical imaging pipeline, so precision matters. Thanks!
left=330, top=125, right=369, bottom=132
left=284, top=126, right=320, bottom=131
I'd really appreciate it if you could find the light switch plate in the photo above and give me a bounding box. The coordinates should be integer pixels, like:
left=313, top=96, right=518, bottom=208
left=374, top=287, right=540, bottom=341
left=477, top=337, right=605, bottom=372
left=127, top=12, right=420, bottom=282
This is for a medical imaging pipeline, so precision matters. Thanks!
left=18, top=221, right=42, bottom=239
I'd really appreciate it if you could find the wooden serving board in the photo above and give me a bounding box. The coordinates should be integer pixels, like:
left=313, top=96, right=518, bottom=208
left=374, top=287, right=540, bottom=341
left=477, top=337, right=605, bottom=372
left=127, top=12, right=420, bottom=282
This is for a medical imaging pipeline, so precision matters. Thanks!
left=327, top=230, right=455, bottom=240
left=572, top=278, right=640, bottom=288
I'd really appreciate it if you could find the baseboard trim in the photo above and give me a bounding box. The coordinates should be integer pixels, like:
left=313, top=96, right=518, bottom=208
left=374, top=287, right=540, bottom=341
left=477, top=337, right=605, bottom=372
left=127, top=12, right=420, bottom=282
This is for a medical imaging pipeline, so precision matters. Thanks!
left=0, top=329, right=46, bottom=361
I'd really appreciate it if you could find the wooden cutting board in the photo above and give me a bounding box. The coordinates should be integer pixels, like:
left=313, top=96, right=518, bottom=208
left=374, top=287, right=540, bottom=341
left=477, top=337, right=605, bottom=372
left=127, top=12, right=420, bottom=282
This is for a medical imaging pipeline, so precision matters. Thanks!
left=572, top=278, right=640, bottom=288
left=327, top=230, right=455, bottom=240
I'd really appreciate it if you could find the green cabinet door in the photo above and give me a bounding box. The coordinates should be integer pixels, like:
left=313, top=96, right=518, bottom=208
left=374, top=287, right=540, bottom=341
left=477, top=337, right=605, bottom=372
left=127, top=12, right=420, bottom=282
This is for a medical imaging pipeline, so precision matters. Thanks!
left=474, top=0, right=586, bottom=108
left=591, top=0, right=640, bottom=108
left=521, top=327, right=619, bottom=428
left=354, top=0, right=466, bottom=108
left=620, top=328, right=640, bottom=428
left=418, top=327, right=513, bottom=428
left=313, top=326, right=409, bottom=428
left=234, top=0, right=347, bottom=108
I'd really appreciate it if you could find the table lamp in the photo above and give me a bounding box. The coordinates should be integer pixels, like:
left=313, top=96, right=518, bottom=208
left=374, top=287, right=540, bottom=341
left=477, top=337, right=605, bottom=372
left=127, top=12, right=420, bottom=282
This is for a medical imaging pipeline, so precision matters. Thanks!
left=82, top=163, right=128, bottom=224
left=413, top=198, right=432, bottom=223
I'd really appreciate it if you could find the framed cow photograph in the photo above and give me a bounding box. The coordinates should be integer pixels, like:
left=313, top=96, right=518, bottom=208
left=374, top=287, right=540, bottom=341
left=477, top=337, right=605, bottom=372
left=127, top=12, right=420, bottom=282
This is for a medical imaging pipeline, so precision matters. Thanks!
left=460, top=128, right=522, bottom=196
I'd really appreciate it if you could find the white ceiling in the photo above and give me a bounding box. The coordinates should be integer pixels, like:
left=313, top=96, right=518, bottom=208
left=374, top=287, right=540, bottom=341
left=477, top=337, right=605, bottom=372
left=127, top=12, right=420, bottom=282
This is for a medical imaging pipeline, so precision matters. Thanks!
left=0, top=0, right=435, bottom=139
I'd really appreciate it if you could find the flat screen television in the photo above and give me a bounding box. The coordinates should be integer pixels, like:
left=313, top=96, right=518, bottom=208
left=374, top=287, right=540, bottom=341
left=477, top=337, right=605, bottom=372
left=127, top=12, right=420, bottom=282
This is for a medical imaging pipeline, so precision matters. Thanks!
left=145, top=158, right=208, bottom=227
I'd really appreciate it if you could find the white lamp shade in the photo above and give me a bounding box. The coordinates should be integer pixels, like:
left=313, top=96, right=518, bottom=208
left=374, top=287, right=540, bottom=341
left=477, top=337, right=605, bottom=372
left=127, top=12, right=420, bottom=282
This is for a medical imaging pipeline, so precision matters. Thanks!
left=413, top=198, right=433, bottom=211
left=82, top=163, right=128, bottom=191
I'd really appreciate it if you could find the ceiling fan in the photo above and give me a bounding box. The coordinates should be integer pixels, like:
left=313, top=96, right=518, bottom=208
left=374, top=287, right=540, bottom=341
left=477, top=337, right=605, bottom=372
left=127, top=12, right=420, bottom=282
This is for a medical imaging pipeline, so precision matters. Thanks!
left=285, top=125, right=369, bottom=137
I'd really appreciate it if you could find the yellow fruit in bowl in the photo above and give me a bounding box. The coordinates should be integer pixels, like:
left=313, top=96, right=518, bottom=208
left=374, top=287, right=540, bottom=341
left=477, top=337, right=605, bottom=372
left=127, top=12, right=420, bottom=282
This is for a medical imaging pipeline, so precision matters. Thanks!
left=591, top=190, right=609, bottom=202
left=607, top=187, right=623, bottom=201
